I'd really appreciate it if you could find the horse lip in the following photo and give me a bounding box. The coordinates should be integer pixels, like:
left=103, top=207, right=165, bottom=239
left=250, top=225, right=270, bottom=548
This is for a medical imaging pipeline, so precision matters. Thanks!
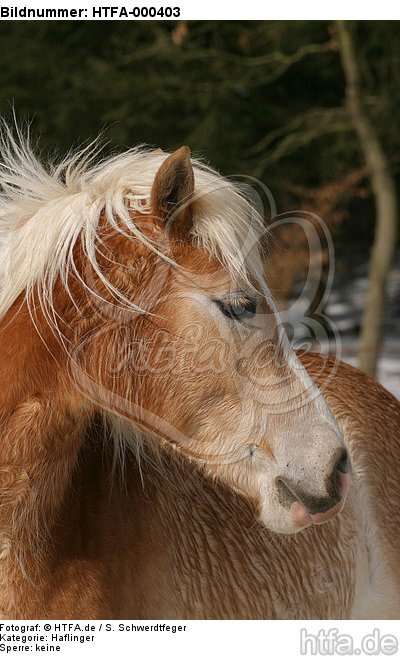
left=289, top=472, right=351, bottom=529
left=290, top=498, right=346, bottom=529
left=309, top=500, right=345, bottom=524
left=337, top=470, right=351, bottom=498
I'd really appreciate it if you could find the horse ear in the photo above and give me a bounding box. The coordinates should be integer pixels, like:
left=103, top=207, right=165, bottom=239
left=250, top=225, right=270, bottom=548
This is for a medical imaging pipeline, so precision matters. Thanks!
left=150, top=146, right=195, bottom=236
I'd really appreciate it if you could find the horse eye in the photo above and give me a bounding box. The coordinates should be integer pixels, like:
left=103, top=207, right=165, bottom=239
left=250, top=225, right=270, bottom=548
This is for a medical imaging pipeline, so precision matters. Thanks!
left=216, top=297, right=258, bottom=321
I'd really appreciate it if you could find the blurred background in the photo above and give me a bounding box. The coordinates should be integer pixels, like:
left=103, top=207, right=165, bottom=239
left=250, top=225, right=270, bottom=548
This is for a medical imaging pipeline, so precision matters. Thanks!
left=0, top=20, right=398, bottom=397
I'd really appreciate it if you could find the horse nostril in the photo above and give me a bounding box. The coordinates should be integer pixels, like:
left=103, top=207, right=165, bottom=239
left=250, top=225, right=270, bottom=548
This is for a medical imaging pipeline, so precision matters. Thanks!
left=276, top=477, right=297, bottom=510
left=335, top=448, right=351, bottom=475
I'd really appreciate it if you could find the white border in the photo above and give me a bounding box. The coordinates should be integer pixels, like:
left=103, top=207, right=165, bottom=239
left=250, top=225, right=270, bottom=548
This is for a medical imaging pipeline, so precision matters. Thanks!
left=0, top=0, right=399, bottom=20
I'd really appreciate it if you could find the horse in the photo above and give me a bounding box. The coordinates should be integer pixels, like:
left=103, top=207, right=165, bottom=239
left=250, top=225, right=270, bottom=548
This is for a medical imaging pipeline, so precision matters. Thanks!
left=0, top=128, right=399, bottom=620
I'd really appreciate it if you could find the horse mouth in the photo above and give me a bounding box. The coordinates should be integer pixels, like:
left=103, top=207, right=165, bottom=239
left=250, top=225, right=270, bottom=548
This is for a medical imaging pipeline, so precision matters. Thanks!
left=290, top=497, right=346, bottom=529
left=277, top=469, right=351, bottom=531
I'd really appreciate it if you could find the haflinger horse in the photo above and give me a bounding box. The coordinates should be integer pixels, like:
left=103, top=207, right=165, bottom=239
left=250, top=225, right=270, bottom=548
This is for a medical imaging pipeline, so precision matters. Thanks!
left=0, top=128, right=399, bottom=621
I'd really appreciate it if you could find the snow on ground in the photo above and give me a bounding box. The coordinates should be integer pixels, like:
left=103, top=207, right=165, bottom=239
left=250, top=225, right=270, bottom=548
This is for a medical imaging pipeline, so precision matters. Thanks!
left=283, top=250, right=400, bottom=400
left=335, top=336, right=399, bottom=400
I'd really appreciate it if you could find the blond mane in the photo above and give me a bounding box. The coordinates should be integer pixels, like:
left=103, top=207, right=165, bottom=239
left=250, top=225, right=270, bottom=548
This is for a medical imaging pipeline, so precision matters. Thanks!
left=0, top=124, right=267, bottom=323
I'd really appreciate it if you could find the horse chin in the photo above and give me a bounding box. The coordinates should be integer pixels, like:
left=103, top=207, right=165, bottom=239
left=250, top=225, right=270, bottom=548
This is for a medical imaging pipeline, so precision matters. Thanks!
left=257, top=499, right=301, bottom=535
left=258, top=511, right=307, bottom=535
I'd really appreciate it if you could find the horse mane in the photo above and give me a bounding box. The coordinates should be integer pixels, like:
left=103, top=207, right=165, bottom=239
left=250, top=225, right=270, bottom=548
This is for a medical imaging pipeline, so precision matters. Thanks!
left=0, top=123, right=267, bottom=325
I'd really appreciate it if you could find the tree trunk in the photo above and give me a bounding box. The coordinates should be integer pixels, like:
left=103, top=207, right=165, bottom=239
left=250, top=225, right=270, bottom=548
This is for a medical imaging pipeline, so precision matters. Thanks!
left=336, top=21, right=398, bottom=378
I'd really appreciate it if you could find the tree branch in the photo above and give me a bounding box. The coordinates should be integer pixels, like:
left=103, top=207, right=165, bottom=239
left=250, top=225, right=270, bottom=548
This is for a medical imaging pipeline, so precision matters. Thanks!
left=336, top=20, right=398, bottom=376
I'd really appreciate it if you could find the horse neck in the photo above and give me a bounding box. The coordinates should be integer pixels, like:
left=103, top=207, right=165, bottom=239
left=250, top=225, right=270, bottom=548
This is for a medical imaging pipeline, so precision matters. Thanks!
left=0, top=302, right=90, bottom=601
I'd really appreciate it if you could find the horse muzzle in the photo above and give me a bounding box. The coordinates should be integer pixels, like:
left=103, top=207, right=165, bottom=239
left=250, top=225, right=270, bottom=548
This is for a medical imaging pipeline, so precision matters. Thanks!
left=276, top=447, right=352, bottom=529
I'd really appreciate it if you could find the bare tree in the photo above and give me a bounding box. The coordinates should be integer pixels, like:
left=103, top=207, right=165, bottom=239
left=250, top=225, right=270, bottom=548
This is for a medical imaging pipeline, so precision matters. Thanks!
left=336, top=21, right=398, bottom=378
